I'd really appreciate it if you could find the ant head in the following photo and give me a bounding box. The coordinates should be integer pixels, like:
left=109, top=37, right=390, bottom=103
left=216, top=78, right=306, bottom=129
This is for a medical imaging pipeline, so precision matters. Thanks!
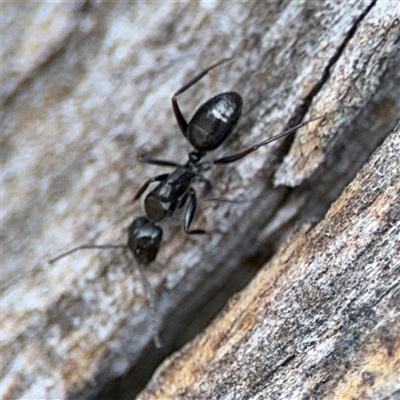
left=127, top=217, right=163, bottom=265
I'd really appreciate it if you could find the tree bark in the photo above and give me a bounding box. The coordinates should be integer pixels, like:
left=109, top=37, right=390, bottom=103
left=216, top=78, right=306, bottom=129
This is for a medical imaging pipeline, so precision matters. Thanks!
left=138, top=121, right=400, bottom=399
left=2, top=1, right=399, bottom=399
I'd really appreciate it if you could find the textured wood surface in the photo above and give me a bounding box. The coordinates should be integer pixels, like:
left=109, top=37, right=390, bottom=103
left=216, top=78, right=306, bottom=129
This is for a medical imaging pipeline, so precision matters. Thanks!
left=138, top=122, right=400, bottom=399
left=2, top=1, right=399, bottom=399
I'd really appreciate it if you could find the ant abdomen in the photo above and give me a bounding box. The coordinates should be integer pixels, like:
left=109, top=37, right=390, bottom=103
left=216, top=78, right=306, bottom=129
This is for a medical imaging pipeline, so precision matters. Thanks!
left=187, top=92, right=243, bottom=152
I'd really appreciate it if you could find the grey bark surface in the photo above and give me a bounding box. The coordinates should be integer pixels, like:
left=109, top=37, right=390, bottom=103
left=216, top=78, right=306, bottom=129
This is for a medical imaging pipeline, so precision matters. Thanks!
left=139, top=122, right=400, bottom=400
left=2, top=1, right=399, bottom=399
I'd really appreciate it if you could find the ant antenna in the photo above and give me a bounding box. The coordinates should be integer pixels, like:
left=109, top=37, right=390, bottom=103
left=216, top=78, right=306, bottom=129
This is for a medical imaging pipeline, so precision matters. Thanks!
left=135, top=261, right=162, bottom=348
left=48, top=243, right=162, bottom=348
left=48, top=244, right=126, bottom=264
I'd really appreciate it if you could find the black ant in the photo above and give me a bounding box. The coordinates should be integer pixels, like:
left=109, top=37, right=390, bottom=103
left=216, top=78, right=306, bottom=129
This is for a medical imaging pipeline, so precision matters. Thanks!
left=49, top=57, right=328, bottom=347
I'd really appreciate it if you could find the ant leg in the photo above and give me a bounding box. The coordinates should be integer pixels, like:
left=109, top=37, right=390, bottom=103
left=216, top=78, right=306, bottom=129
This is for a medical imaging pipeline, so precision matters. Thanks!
left=213, top=115, right=327, bottom=165
left=199, top=178, right=213, bottom=198
left=138, top=152, right=180, bottom=168
left=177, top=192, right=188, bottom=209
left=204, top=198, right=246, bottom=205
left=172, top=57, right=234, bottom=136
left=184, top=188, right=206, bottom=234
left=133, top=174, right=169, bottom=201
left=198, top=178, right=245, bottom=204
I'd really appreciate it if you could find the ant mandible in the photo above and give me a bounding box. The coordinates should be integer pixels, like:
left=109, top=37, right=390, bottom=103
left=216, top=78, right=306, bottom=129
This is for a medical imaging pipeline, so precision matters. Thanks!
left=49, top=57, right=326, bottom=347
